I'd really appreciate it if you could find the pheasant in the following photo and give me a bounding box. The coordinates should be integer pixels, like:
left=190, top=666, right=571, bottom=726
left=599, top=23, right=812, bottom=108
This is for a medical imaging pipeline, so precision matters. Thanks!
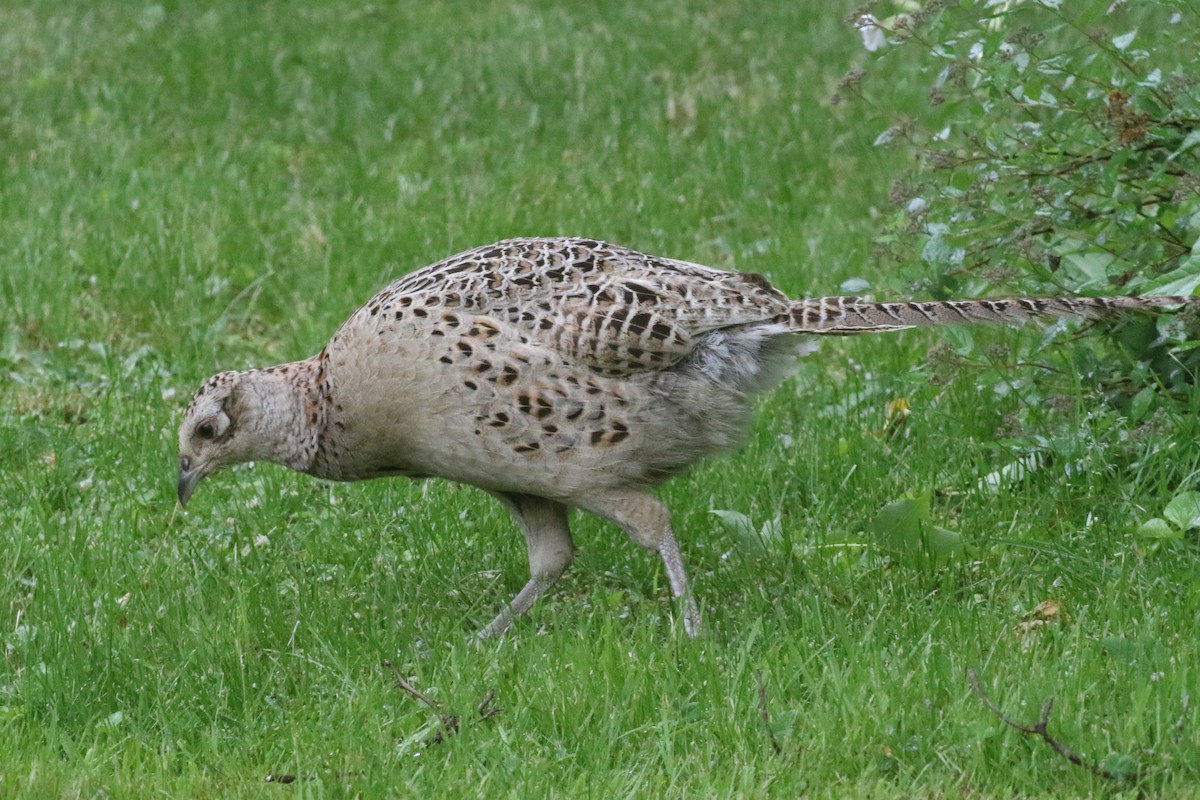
left=177, top=237, right=1194, bottom=637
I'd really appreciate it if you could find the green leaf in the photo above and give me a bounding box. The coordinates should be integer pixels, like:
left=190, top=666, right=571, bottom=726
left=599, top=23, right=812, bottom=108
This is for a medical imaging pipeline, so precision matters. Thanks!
left=1163, top=491, right=1200, bottom=530
left=840, top=277, right=872, bottom=294
left=1061, top=252, right=1113, bottom=289
left=1157, top=314, right=1189, bottom=345
left=1137, top=254, right=1200, bottom=296
left=1128, top=386, right=1156, bottom=424
left=1100, top=753, right=1138, bottom=780
left=710, top=509, right=781, bottom=557
left=758, top=516, right=783, bottom=547
left=1112, top=31, right=1137, bottom=51
left=768, top=708, right=799, bottom=741
left=711, top=508, right=757, bottom=542
left=941, top=325, right=975, bottom=357
left=1136, top=517, right=1180, bottom=540
left=870, top=494, right=929, bottom=546
left=869, top=493, right=963, bottom=563
left=874, top=126, right=900, bottom=147
left=1168, top=129, right=1200, bottom=161
left=921, top=234, right=954, bottom=268
left=927, top=526, right=965, bottom=559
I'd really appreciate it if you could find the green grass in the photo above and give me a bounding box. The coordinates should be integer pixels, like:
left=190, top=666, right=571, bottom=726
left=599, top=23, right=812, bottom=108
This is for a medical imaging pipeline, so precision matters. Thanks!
left=2, top=1, right=1198, bottom=797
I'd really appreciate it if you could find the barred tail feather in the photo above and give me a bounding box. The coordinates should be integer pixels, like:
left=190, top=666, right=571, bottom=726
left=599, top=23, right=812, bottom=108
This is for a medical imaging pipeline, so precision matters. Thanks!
left=788, top=295, right=1196, bottom=335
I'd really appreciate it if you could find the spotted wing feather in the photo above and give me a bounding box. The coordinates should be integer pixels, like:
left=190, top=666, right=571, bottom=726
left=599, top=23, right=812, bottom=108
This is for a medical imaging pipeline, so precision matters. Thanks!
left=343, top=238, right=792, bottom=377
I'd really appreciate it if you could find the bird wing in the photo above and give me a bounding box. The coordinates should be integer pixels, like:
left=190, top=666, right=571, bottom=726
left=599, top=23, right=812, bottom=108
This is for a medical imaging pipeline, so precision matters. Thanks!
left=369, top=238, right=793, bottom=377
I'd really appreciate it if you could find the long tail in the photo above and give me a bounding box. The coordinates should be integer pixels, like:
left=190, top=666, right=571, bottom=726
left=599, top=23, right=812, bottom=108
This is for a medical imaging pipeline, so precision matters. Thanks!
left=789, top=295, right=1197, bottom=335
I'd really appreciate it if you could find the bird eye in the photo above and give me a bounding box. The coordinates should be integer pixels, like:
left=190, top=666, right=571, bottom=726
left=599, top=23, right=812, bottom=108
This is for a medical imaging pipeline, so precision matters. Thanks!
left=196, top=421, right=217, bottom=440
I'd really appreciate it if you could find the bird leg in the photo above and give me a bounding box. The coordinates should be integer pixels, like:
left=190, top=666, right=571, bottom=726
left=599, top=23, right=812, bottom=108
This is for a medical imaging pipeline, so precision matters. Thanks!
left=577, top=490, right=701, bottom=637
left=477, top=493, right=575, bottom=639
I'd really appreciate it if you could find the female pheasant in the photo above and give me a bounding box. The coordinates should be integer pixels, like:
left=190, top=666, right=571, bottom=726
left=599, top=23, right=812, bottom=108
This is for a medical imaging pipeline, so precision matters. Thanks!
left=177, top=238, right=1194, bottom=637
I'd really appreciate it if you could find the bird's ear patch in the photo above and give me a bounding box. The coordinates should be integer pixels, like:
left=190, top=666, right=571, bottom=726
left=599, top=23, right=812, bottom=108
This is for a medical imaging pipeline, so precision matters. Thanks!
left=214, top=378, right=247, bottom=435
left=221, top=378, right=245, bottom=416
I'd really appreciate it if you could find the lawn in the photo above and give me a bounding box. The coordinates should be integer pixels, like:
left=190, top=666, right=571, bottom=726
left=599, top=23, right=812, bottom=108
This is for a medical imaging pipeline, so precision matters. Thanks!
left=1, top=1, right=1197, bottom=797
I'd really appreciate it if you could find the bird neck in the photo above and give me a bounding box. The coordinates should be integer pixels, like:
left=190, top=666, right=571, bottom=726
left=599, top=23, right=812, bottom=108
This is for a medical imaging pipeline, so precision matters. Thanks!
left=243, top=356, right=327, bottom=473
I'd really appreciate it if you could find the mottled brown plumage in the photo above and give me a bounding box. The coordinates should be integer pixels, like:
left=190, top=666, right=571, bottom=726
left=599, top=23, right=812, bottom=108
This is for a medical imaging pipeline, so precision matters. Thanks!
left=177, top=237, right=1195, bottom=637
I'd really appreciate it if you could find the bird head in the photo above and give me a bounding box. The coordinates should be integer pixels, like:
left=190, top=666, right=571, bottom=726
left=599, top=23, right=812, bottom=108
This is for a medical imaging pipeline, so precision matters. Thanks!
left=177, top=370, right=252, bottom=506
left=177, top=363, right=323, bottom=506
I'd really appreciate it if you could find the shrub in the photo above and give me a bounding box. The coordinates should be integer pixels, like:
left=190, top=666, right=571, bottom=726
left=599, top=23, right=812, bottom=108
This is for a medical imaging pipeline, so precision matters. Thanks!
left=843, top=0, right=1200, bottom=395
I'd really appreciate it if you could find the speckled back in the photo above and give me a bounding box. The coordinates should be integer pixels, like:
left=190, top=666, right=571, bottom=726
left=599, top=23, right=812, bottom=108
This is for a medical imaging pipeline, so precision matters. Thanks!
left=336, top=237, right=792, bottom=377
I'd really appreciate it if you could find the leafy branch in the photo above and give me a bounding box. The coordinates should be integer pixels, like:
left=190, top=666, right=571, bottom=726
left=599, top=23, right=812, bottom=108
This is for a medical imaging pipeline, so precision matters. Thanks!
left=842, top=0, right=1200, bottom=403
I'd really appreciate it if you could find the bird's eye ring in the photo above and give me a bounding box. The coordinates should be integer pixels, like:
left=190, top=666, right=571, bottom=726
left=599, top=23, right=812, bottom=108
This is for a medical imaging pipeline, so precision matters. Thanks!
left=196, top=421, right=217, bottom=440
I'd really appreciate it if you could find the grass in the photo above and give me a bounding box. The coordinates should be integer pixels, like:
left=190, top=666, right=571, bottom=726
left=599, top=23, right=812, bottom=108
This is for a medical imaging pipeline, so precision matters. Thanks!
left=2, top=1, right=1198, bottom=796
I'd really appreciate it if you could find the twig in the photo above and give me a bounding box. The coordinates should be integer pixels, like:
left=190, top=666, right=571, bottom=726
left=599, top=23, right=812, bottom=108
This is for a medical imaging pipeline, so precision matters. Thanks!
left=477, top=688, right=503, bottom=721
left=383, top=660, right=460, bottom=741
left=754, top=669, right=783, bottom=755
left=383, top=660, right=502, bottom=744
left=966, top=668, right=1119, bottom=780
left=384, top=661, right=441, bottom=710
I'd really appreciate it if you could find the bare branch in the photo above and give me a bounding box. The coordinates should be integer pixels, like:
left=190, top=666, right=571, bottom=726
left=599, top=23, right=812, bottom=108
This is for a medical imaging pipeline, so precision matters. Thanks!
left=966, top=668, right=1120, bottom=780
left=478, top=688, right=503, bottom=721
left=383, top=661, right=501, bottom=744
left=384, top=660, right=442, bottom=711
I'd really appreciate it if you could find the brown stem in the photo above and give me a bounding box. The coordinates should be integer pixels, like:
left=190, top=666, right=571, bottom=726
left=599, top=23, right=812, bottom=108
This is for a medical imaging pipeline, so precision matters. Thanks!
left=966, top=668, right=1120, bottom=780
left=754, top=669, right=784, bottom=755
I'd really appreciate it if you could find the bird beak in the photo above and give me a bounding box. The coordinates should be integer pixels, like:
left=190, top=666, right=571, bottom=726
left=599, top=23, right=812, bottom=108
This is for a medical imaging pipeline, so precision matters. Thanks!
left=178, top=456, right=203, bottom=507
